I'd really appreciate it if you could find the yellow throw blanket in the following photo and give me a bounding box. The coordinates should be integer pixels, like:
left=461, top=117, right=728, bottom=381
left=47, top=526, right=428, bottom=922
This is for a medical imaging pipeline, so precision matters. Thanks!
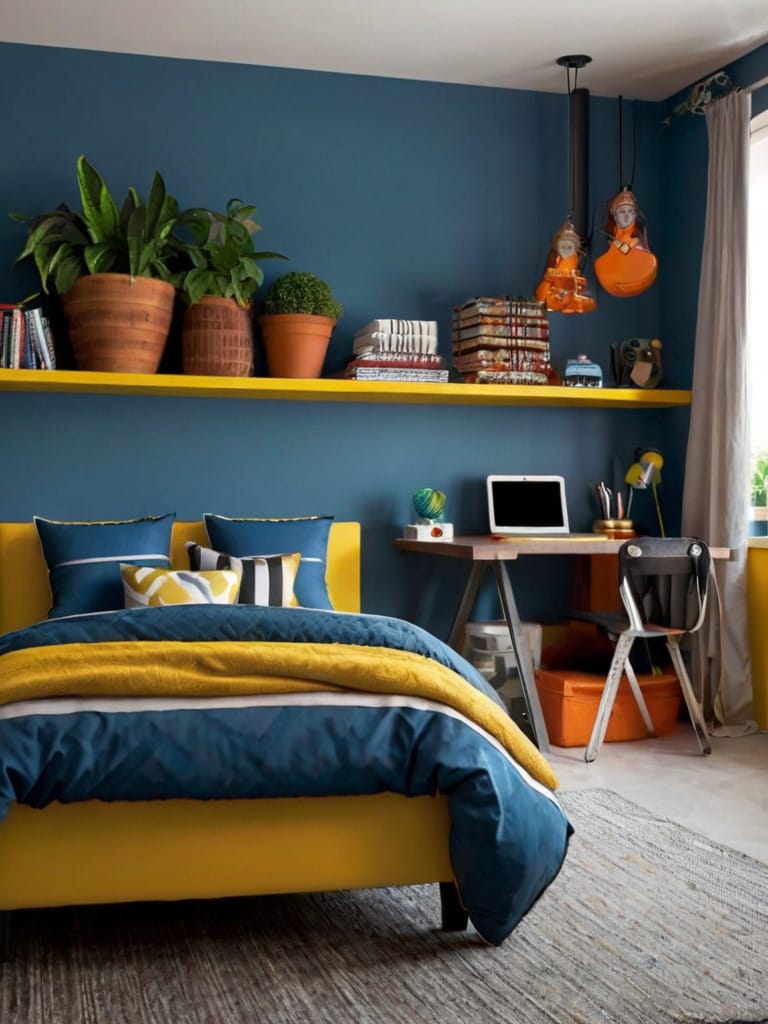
left=0, top=639, right=559, bottom=790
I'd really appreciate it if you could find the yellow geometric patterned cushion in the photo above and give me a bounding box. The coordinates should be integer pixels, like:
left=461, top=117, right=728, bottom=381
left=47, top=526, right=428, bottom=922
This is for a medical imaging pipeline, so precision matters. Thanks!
left=120, top=564, right=241, bottom=608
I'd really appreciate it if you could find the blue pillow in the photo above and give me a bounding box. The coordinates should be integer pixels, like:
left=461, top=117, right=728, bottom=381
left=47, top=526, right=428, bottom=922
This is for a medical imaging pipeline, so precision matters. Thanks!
left=34, top=514, right=176, bottom=618
left=203, top=514, right=334, bottom=610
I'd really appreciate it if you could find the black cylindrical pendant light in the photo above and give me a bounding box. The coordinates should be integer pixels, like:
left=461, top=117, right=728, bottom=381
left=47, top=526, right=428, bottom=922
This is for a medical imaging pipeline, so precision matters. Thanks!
left=556, top=55, right=591, bottom=241
left=570, top=86, right=589, bottom=242
left=534, top=55, right=596, bottom=314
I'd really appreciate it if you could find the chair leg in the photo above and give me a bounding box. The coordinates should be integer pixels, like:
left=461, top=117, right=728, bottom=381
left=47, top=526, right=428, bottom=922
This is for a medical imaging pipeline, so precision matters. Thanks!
left=623, top=658, right=656, bottom=737
left=585, top=633, right=635, bottom=762
left=666, top=638, right=712, bottom=755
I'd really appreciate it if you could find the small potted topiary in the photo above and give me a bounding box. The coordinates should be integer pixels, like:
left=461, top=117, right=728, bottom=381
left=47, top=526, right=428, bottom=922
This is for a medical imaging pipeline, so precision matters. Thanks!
left=258, top=271, right=342, bottom=378
left=171, top=199, right=286, bottom=376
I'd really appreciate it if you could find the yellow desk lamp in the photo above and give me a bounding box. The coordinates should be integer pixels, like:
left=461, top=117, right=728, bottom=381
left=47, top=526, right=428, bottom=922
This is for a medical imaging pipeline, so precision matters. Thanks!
left=625, top=448, right=665, bottom=536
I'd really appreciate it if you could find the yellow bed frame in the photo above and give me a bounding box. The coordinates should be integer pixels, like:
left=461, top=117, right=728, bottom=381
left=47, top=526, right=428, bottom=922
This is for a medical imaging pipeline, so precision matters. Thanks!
left=0, top=521, right=458, bottom=946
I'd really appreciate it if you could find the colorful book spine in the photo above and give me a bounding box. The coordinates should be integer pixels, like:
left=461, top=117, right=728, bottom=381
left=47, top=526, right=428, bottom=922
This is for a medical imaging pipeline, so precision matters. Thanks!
left=10, top=307, right=25, bottom=368
left=0, top=305, right=14, bottom=368
left=26, top=307, right=55, bottom=369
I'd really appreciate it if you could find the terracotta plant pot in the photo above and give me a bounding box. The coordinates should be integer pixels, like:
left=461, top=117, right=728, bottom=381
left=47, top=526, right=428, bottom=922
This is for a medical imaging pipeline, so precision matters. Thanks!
left=61, top=273, right=175, bottom=374
left=258, top=313, right=335, bottom=379
left=182, top=297, right=253, bottom=377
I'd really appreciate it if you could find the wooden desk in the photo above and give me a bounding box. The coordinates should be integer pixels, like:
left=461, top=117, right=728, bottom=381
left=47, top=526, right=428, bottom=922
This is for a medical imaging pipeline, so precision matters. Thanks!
left=395, top=535, right=730, bottom=754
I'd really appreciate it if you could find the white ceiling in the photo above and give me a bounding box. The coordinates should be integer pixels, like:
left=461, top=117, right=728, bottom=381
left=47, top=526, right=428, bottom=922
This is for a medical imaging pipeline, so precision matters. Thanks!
left=3, top=0, right=768, bottom=101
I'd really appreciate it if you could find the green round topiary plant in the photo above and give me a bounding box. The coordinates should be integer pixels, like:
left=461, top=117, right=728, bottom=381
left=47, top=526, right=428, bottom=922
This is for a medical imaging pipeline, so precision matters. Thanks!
left=263, top=271, right=342, bottom=321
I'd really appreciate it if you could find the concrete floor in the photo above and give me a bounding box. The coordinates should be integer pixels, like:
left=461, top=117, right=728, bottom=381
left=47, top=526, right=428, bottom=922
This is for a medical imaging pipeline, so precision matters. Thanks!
left=549, top=725, right=768, bottom=864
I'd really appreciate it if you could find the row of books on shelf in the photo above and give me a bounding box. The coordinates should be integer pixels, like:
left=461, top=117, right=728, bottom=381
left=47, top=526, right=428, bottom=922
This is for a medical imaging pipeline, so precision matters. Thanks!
left=1, top=304, right=57, bottom=370
left=346, top=303, right=555, bottom=385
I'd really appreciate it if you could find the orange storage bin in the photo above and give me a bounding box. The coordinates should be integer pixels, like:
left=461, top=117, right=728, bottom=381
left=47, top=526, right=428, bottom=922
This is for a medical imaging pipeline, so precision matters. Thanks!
left=535, top=668, right=682, bottom=747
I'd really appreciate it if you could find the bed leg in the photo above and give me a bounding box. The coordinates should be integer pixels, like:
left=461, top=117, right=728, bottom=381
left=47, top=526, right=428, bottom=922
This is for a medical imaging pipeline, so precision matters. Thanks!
left=0, top=911, right=11, bottom=962
left=439, top=881, right=469, bottom=932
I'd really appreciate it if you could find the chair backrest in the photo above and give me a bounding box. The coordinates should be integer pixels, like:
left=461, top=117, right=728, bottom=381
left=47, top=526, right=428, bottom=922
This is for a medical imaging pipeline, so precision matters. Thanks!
left=617, top=537, right=711, bottom=634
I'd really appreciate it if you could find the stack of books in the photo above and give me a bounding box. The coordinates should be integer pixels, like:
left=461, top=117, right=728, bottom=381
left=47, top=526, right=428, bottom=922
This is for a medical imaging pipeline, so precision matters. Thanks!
left=1, top=304, right=57, bottom=370
left=346, top=319, right=448, bottom=382
left=451, top=298, right=551, bottom=385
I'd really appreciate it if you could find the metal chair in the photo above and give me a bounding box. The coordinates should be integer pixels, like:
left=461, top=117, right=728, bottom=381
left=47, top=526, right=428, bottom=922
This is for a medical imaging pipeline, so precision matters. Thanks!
left=583, top=537, right=713, bottom=763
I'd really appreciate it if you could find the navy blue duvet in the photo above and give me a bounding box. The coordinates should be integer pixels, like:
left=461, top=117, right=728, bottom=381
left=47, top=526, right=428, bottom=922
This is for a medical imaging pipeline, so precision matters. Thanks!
left=0, top=605, right=572, bottom=943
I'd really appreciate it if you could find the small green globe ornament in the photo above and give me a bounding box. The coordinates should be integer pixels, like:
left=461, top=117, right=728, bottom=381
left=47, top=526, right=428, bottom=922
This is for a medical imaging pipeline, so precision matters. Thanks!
left=412, top=487, right=446, bottom=523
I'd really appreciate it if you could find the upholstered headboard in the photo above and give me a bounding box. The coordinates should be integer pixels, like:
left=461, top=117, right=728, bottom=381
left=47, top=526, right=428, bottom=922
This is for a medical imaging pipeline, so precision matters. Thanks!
left=0, top=521, right=361, bottom=633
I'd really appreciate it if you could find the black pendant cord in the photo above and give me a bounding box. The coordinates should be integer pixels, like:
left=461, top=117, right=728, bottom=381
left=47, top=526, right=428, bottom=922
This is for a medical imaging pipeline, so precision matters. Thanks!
left=630, top=101, right=637, bottom=190
left=617, top=95, right=637, bottom=191
left=618, top=95, right=624, bottom=188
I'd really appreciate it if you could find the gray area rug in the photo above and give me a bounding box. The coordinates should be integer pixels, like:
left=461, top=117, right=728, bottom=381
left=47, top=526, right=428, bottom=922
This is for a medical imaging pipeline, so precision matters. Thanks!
left=1, top=788, right=767, bottom=1024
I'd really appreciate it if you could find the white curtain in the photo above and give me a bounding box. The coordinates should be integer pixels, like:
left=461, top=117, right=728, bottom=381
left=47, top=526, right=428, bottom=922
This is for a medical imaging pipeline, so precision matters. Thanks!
left=681, top=89, right=754, bottom=727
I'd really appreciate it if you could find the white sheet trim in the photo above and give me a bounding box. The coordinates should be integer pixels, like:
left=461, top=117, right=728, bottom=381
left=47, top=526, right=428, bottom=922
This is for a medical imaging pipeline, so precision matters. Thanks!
left=0, top=691, right=559, bottom=806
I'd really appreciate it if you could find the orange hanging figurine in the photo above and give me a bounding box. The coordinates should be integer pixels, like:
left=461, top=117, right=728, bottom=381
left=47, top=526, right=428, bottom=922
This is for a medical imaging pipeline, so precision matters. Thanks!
left=535, top=219, right=597, bottom=314
left=594, top=187, right=658, bottom=298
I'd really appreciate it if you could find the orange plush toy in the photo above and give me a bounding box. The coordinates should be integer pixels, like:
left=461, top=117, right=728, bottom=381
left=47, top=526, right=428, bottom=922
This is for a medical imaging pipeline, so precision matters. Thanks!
left=535, top=219, right=597, bottom=314
left=594, top=187, right=658, bottom=298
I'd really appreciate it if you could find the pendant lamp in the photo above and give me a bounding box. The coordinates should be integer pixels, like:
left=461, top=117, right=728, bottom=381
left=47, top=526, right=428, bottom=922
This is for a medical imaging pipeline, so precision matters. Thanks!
left=535, top=55, right=597, bottom=315
left=594, top=97, right=658, bottom=297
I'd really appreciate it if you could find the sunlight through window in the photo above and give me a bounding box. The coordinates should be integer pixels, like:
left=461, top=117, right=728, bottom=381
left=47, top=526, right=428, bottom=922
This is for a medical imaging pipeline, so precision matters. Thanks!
left=748, top=109, right=768, bottom=530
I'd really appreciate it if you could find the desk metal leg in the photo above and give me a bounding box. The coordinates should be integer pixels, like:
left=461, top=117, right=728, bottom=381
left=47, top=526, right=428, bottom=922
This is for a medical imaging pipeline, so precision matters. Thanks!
left=491, top=562, right=551, bottom=753
left=446, top=563, right=486, bottom=651
left=446, top=561, right=550, bottom=753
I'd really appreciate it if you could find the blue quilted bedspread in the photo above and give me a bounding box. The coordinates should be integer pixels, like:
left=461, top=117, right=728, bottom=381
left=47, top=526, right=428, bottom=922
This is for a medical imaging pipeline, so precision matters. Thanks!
left=0, top=605, right=572, bottom=944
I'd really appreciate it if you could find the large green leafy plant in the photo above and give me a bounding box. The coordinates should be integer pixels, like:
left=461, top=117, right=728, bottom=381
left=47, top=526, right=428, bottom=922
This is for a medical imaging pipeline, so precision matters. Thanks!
left=172, top=199, right=286, bottom=308
left=11, top=156, right=180, bottom=294
left=751, top=454, right=768, bottom=507
left=263, top=271, right=342, bottom=320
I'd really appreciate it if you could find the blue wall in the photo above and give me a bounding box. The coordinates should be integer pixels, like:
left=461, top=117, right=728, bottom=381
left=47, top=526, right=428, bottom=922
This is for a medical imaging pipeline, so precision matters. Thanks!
left=1, top=40, right=739, bottom=635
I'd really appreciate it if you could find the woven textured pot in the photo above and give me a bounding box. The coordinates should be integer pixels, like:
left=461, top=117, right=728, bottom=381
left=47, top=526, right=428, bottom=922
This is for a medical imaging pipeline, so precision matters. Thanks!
left=61, top=274, right=175, bottom=374
left=182, top=297, right=253, bottom=377
left=259, top=314, right=335, bottom=379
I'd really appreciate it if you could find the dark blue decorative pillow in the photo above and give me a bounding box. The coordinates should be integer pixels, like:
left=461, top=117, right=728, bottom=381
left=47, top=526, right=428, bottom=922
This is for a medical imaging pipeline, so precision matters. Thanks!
left=203, top=514, right=334, bottom=610
left=34, top=514, right=176, bottom=618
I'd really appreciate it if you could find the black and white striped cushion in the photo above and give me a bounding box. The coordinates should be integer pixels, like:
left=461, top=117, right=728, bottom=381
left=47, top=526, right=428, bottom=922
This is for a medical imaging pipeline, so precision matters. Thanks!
left=185, top=542, right=300, bottom=607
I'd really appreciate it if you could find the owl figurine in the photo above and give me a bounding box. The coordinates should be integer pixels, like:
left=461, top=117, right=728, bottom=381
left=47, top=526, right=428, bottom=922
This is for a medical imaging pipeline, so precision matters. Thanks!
left=412, top=487, right=447, bottom=524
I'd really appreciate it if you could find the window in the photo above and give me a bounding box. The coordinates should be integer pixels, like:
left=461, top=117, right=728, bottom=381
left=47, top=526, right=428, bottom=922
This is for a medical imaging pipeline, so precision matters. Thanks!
left=748, top=109, right=768, bottom=527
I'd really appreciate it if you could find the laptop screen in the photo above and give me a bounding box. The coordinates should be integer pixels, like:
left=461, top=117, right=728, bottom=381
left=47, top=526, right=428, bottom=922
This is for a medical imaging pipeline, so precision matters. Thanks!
left=487, top=475, right=570, bottom=534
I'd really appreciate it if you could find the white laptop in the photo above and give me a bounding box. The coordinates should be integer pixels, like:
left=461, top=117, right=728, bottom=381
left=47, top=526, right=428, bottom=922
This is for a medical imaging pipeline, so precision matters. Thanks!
left=486, top=475, right=605, bottom=540
left=487, top=475, right=570, bottom=535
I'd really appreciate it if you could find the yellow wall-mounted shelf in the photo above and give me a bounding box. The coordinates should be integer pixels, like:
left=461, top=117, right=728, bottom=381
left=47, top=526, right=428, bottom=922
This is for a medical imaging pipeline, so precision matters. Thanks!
left=0, top=368, right=691, bottom=409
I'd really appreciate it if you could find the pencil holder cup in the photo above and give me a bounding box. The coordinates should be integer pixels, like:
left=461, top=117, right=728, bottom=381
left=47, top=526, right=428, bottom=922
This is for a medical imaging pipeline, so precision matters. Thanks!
left=593, top=519, right=635, bottom=539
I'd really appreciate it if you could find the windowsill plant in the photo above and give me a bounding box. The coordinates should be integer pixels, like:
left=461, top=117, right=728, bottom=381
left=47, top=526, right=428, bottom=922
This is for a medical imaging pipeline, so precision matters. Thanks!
left=751, top=454, right=768, bottom=507
left=749, top=452, right=768, bottom=536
